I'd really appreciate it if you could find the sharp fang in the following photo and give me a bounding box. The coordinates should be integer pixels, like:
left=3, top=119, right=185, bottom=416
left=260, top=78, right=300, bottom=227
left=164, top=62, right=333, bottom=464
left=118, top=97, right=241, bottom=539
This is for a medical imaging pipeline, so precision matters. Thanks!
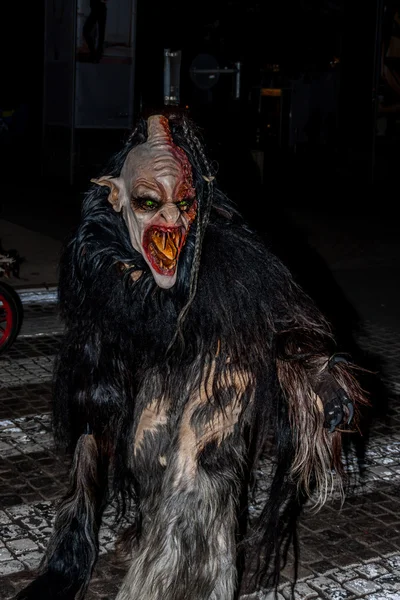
left=162, top=232, right=167, bottom=250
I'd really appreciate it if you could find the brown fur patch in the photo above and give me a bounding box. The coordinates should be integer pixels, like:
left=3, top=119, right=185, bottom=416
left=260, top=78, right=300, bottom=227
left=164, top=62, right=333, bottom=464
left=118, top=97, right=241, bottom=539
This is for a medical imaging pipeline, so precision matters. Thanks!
left=174, top=363, right=251, bottom=488
left=315, top=394, right=324, bottom=413
left=117, top=262, right=143, bottom=282
left=131, top=270, right=143, bottom=282
left=277, top=352, right=369, bottom=510
left=134, top=400, right=169, bottom=456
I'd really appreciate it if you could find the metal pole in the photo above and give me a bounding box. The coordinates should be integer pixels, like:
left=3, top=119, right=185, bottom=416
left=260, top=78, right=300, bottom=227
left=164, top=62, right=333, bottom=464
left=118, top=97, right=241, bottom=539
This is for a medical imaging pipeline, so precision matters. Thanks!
left=164, top=49, right=171, bottom=105
left=235, top=62, right=241, bottom=100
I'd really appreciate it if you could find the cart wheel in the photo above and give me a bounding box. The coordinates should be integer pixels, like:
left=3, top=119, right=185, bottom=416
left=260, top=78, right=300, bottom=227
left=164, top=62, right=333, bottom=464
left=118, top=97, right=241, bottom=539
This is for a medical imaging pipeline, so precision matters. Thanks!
left=0, top=282, right=23, bottom=353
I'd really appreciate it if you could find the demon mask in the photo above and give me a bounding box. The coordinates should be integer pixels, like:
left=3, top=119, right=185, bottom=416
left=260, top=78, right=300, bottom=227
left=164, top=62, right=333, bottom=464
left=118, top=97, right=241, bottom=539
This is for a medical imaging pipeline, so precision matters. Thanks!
left=93, top=115, right=197, bottom=289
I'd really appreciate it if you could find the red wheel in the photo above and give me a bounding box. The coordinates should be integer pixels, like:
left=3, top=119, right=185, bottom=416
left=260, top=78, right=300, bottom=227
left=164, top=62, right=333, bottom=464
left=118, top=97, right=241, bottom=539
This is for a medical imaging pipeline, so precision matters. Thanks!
left=0, top=282, right=23, bottom=353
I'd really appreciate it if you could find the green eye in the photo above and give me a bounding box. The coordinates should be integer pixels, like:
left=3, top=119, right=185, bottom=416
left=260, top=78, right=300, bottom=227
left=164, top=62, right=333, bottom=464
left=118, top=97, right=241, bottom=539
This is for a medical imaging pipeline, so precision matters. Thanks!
left=177, top=199, right=190, bottom=210
left=136, top=197, right=158, bottom=210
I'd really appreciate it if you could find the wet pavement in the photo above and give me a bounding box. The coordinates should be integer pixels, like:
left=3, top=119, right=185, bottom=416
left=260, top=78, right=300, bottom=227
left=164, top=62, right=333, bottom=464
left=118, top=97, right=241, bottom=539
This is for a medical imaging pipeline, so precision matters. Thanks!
left=1, top=204, right=400, bottom=599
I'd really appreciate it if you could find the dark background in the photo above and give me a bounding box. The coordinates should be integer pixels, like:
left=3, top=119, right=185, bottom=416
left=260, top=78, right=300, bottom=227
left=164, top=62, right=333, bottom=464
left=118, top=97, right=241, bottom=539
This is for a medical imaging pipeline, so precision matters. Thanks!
left=0, top=0, right=397, bottom=207
left=0, top=0, right=396, bottom=441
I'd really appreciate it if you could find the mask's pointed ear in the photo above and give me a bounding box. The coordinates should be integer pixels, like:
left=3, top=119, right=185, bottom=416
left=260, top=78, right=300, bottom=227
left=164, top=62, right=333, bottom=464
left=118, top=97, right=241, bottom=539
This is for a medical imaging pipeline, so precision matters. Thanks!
left=91, top=176, right=124, bottom=212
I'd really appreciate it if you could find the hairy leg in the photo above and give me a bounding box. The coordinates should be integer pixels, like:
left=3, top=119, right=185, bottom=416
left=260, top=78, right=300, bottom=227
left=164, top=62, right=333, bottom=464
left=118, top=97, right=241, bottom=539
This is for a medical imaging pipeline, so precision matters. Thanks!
left=15, top=433, right=109, bottom=600
left=116, top=363, right=252, bottom=600
left=116, top=446, right=242, bottom=600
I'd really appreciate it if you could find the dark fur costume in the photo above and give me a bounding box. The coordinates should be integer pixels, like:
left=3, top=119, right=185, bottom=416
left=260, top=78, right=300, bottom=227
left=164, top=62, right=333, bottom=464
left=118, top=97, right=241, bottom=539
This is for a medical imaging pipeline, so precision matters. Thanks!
left=16, top=115, right=367, bottom=600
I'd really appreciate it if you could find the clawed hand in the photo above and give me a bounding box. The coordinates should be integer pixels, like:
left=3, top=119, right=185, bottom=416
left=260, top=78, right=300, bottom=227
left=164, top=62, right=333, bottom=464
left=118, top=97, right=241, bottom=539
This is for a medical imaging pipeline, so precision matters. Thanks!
left=315, top=370, right=354, bottom=433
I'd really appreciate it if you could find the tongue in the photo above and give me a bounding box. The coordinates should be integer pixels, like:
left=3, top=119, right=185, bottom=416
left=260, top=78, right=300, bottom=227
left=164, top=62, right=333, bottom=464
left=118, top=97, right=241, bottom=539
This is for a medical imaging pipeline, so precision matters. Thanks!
left=153, top=231, right=178, bottom=260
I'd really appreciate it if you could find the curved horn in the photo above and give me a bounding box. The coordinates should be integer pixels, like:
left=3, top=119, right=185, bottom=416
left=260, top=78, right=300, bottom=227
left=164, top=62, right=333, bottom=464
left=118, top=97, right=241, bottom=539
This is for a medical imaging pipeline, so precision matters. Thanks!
left=146, top=115, right=175, bottom=149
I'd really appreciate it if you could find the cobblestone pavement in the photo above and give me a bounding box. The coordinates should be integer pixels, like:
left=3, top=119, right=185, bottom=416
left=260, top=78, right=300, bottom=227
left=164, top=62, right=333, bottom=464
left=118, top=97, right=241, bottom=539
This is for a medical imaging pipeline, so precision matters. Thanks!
left=1, top=293, right=400, bottom=599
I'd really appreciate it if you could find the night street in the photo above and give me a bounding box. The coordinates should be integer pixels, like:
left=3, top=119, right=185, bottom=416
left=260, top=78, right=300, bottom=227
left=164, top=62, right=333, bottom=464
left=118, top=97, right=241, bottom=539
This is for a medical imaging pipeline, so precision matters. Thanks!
left=1, top=205, right=400, bottom=600
left=2, top=0, right=400, bottom=597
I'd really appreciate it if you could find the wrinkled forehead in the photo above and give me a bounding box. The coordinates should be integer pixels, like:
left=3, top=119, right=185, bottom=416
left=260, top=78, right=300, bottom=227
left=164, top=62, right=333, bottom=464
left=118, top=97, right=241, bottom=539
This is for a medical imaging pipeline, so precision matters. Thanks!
left=121, top=115, right=195, bottom=196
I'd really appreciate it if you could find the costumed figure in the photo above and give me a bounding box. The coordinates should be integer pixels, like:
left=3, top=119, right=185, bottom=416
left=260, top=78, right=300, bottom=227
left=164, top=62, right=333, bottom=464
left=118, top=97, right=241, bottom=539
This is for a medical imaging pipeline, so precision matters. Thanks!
left=15, top=113, right=367, bottom=600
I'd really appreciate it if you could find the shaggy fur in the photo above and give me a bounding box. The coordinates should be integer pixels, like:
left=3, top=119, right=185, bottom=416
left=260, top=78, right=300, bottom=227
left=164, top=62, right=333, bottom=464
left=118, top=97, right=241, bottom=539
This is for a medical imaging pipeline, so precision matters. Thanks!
left=15, top=114, right=367, bottom=600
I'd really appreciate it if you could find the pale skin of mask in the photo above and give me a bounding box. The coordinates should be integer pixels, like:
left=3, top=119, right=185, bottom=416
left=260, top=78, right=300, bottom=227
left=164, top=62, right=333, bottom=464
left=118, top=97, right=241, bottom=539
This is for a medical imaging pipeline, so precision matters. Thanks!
left=92, top=115, right=197, bottom=289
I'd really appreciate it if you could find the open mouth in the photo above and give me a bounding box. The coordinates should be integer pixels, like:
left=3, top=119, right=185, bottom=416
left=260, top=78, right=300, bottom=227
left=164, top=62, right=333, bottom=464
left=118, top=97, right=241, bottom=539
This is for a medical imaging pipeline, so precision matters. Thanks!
left=144, top=227, right=183, bottom=275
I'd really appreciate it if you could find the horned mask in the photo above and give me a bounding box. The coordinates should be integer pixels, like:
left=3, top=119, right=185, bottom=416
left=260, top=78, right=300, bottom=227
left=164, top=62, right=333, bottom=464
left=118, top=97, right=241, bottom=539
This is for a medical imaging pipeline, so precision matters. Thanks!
left=93, top=115, right=197, bottom=289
